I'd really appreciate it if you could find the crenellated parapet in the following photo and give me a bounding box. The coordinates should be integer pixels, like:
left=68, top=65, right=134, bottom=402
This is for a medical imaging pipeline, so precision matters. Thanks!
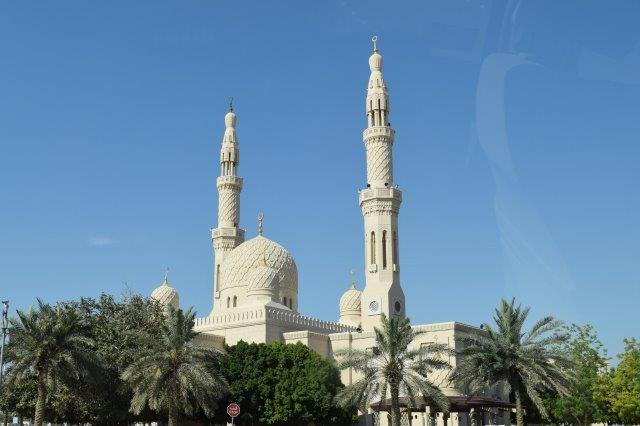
left=194, top=305, right=355, bottom=335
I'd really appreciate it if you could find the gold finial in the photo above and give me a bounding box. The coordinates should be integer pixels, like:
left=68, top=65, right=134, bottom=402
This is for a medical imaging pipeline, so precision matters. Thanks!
left=257, top=213, right=264, bottom=236
left=228, top=97, right=234, bottom=112
left=371, top=35, right=378, bottom=52
left=349, top=269, right=356, bottom=289
left=163, top=267, right=170, bottom=285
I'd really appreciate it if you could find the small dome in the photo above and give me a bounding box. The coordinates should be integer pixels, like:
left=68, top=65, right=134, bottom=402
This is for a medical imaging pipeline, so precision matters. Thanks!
left=225, top=111, right=236, bottom=129
left=246, top=264, right=280, bottom=297
left=221, top=235, right=297, bottom=292
left=151, top=278, right=179, bottom=310
left=339, top=282, right=362, bottom=313
left=369, top=51, right=382, bottom=72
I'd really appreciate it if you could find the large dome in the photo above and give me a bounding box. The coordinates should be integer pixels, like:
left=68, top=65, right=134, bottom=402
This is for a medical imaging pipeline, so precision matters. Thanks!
left=220, top=236, right=297, bottom=291
left=246, top=264, right=280, bottom=296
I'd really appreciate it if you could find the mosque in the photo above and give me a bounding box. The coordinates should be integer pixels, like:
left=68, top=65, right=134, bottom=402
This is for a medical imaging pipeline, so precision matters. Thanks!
left=150, top=38, right=512, bottom=426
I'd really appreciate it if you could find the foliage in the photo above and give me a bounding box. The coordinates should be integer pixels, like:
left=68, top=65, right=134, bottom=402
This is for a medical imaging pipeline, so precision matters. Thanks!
left=122, top=305, right=228, bottom=426
left=0, top=293, right=165, bottom=424
left=216, top=340, right=356, bottom=425
left=1, top=299, right=100, bottom=426
left=334, top=314, right=452, bottom=426
left=450, top=298, right=573, bottom=426
left=542, top=324, right=612, bottom=425
left=599, top=338, right=640, bottom=424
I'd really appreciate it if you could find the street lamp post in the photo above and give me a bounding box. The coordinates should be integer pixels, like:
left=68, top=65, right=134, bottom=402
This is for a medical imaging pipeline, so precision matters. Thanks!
left=0, top=300, right=8, bottom=385
left=0, top=300, right=9, bottom=426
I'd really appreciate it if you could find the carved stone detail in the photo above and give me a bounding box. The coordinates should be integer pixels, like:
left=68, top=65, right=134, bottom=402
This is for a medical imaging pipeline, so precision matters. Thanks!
left=365, top=137, right=393, bottom=185
left=218, top=189, right=240, bottom=226
left=360, top=198, right=400, bottom=216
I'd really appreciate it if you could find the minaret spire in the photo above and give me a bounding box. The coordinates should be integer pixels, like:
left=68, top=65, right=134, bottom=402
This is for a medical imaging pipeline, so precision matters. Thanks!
left=211, top=102, right=245, bottom=314
left=359, top=37, right=405, bottom=331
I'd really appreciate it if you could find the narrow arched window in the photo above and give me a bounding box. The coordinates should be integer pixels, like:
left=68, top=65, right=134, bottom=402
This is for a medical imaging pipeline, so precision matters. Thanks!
left=289, top=298, right=293, bottom=309
left=370, top=231, right=376, bottom=264
left=382, top=230, right=388, bottom=269
left=216, top=265, right=221, bottom=291
left=233, top=296, right=237, bottom=308
left=227, top=297, right=230, bottom=308
left=283, top=297, right=287, bottom=306
left=393, top=232, right=398, bottom=266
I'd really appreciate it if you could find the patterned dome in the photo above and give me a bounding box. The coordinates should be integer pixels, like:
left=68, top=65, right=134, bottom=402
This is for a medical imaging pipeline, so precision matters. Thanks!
left=339, top=282, right=362, bottom=313
left=151, top=279, right=179, bottom=310
left=220, top=235, right=297, bottom=291
left=246, top=264, right=280, bottom=297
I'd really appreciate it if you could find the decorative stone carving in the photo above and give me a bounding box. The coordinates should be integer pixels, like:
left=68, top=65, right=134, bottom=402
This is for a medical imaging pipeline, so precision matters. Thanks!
left=220, top=236, right=297, bottom=292
left=365, top=139, right=393, bottom=186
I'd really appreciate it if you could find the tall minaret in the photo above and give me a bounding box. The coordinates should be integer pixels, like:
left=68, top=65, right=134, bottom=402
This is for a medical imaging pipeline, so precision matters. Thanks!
left=359, top=37, right=405, bottom=331
left=211, top=101, right=245, bottom=311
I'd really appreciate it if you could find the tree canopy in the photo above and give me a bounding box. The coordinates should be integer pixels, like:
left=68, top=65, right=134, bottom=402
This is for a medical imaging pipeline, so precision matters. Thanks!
left=542, top=324, right=612, bottom=425
left=334, top=314, right=451, bottom=426
left=217, top=340, right=356, bottom=425
left=601, top=338, right=640, bottom=424
left=0, top=293, right=165, bottom=424
left=451, top=298, right=573, bottom=426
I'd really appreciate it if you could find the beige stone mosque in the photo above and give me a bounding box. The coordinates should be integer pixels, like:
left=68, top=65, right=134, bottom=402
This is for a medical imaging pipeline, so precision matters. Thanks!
left=150, top=38, right=512, bottom=426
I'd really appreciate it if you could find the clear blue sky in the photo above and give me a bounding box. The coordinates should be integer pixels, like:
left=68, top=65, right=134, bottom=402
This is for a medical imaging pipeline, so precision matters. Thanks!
left=1, top=1, right=638, bottom=358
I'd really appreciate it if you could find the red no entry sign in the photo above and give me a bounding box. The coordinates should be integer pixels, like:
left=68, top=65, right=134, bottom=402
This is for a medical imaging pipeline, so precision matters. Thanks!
left=227, top=402, right=240, bottom=418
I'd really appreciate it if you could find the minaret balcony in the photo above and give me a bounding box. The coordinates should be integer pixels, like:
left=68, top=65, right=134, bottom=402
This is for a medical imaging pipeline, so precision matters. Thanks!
left=216, top=176, right=243, bottom=189
left=359, top=187, right=402, bottom=204
left=211, top=227, right=245, bottom=240
left=363, top=126, right=395, bottom=140
left=359, top=187, right=402, bottom=217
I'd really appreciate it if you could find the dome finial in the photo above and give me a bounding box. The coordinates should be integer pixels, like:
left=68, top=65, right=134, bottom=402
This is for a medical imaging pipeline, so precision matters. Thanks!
left=163, top=266, right=170, bottom=285
left=228, top=96, right=233, bottom=112
left=257, top=212, right=264, bottom=236
left=349, top=269, right=356, bottom=289
left=371, top=35, right=378, bottom=52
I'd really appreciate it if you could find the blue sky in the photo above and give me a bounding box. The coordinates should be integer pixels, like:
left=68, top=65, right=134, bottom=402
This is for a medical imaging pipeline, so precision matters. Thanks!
left=1, top=1, right=638, bottom=358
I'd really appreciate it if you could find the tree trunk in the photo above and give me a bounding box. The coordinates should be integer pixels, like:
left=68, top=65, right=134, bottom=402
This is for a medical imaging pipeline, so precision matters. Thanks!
left=168, top=404, right=178, bottom=426
left=390, top=383, right=401, bottom=426
left=514, top=389, right=524, bottom=426
left=33, top=375, right=47, bottom=426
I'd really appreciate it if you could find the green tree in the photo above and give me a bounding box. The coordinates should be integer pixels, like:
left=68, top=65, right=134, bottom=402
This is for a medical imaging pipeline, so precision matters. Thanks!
left=3, top=300, right=100, bottom=426
left=62, top=293, right=165, bottom=423
left=0, top=293, right=166, bottom=424
left=122, top=305, right=228, bottom=426
left=604, top=338, right=640, bottom=423
left=544, top=324, right=612, bottom=425
left=450, top=298, right=573, bottom=426
left=334, top=314, right=452, bottom=426
left=218, top=340, right=356, bottom=425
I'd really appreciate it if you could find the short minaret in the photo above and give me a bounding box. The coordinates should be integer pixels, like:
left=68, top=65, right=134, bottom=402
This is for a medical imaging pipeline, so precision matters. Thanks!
left=359, top=37, right=406, bottom=331
left=211, top=100, right=245, bottom=310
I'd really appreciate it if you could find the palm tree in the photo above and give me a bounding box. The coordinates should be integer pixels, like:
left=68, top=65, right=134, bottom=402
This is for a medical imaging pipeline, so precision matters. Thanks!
left=5, top=300, right=99, bottom=426
left=450, top=298, right=573, bottom=426
left=122, top=305, right=228, bottom=426
left=335, top=314, right=452, bottom=426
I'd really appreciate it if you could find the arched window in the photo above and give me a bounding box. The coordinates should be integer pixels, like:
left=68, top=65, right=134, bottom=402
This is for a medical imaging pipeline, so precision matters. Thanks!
left=289, top=298, right=293, bottom=309
left=393, top=232, right=398, bottom=266
left=370, top=231, right=376, bottom=264
left=233, top=296, right=237, bottom=308
left=216, top=265, right=221, bottom=291
left=382, top=230, right=388, bottom=269
left=283, top=297, right=287, bottom=306
left=227, top=297, right=230, bottom=308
